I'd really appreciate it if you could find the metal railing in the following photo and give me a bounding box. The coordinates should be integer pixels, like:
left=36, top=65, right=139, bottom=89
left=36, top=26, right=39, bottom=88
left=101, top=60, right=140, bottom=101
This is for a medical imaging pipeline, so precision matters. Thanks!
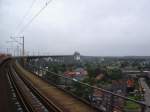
left=25, top=63, right=150, bottom=112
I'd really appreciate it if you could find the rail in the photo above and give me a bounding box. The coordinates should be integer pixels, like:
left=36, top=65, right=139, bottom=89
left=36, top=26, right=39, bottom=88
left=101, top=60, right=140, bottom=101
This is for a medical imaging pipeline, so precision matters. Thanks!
left=8, top=62, right=63, bottom=112
left=8, top=66, right=35, bottom=112
left=15, top=67, right=63, bottom=112
left=25, top=63, right=150, bottom=112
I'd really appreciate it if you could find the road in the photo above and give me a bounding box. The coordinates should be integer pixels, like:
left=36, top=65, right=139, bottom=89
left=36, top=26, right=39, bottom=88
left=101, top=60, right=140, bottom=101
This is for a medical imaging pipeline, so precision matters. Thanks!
left=139, top=78, right=150, bottom=112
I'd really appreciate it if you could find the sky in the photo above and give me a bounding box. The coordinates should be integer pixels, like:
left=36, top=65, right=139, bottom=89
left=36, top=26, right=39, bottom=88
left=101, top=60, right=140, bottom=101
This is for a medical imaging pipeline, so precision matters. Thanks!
left=0, top=0, right=150, bottom=56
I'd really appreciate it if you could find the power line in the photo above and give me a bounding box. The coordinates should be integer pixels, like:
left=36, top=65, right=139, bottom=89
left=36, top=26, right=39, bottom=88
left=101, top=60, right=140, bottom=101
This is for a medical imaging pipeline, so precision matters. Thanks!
left=18, top=0, right=52, bottom=34
left=14, top=0, right=37, bottom=35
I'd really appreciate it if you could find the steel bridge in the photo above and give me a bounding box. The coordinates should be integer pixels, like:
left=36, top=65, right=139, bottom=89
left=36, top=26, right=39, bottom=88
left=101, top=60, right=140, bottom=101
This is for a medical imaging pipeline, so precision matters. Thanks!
left=14, top=52, right=103, bottom=65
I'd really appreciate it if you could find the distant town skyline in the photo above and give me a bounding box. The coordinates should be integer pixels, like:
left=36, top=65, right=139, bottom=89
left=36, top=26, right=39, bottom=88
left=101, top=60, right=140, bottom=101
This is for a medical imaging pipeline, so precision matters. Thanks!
left=1, top=0, right=150, bottom=56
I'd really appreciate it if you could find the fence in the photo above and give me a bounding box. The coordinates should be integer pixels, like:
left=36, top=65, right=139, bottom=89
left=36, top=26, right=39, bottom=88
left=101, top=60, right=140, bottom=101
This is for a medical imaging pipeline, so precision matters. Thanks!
left=25, top=63, right=149, bottom=112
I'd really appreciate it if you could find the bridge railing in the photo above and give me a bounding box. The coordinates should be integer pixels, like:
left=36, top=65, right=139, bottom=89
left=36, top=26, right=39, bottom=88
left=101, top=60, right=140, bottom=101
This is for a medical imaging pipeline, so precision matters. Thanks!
left=25, top=64, right=150, bottom=112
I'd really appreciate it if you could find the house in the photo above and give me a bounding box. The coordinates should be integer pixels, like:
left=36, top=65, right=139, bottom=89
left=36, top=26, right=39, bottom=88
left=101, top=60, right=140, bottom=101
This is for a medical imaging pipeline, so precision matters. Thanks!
left=64, top=68, right=87, bottom=80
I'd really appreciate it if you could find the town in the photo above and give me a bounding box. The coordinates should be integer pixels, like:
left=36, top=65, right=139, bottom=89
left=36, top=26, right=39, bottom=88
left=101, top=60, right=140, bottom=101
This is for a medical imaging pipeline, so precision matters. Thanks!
left=25, top=52, right=150, bottom=111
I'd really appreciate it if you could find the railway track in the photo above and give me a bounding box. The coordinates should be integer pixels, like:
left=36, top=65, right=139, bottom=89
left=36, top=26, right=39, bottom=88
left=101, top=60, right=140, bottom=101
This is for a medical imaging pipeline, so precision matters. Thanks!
left=8, top=63, right=63, bottom=112
left=14, top=61, right=99, bottom=112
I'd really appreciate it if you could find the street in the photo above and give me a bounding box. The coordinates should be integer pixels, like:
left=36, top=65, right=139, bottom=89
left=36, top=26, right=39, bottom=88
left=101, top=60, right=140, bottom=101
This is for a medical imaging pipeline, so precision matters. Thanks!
left=139, top=78, right=150, bottom=112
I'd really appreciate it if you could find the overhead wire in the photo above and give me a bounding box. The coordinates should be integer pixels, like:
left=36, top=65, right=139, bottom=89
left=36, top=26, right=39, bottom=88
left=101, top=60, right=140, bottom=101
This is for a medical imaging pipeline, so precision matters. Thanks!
left=18, top=0, right=52, bottom=35
left=9, top=0, right=52, bottom=54
left=14, top=0, right=37, bottom=35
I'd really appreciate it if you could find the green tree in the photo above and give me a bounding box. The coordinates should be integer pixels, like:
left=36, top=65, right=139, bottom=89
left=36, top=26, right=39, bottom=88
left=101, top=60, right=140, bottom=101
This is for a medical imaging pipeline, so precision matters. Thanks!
left=72, top=81, right=92, bottom=100
left=107, top=68, right=122, bottom=80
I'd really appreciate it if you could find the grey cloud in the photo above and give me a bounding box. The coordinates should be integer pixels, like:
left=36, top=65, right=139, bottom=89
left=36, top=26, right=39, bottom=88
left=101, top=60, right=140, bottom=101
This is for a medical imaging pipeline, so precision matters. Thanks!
left=1, top=0, right=150, bottom=56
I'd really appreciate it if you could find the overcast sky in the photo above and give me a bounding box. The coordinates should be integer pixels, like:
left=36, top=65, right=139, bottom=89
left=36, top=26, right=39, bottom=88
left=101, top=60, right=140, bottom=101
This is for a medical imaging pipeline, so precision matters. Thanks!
left=0, top=0, right=150, bottom=56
